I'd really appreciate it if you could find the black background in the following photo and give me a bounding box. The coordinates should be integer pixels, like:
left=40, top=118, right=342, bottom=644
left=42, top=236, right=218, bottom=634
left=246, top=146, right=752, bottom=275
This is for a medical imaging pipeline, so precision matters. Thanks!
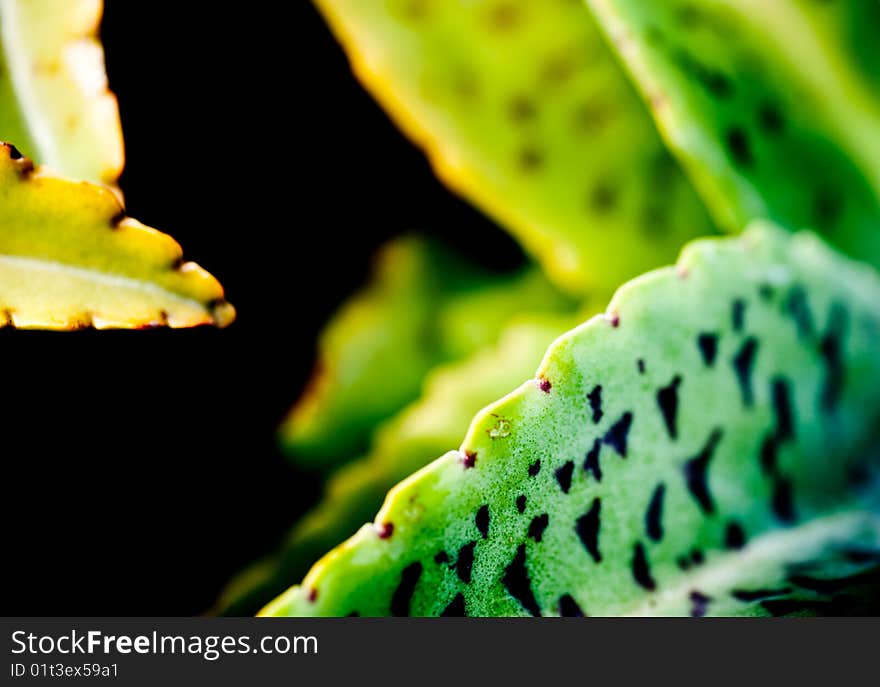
left=0, top=2, right=523, bottom=615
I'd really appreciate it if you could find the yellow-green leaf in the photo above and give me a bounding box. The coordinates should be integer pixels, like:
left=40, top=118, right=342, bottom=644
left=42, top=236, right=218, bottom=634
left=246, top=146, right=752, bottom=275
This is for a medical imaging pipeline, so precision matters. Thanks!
left=0, top=144, right=233, bottom=329
left=0, top=0, right=123, bottom=186
left=313, top=0, right=716, bottom=294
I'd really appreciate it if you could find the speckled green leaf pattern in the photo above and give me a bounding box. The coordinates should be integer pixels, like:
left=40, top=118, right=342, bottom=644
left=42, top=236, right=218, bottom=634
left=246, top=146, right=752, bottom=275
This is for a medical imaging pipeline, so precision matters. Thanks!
left=262, top=224, right=880, bottom=616
left=313, top=0, right=716, bottom=294
left=281, top=236, right=573, bottom=467
left=586, top=0, right=880, bottom=267
left=218, top=315, right=575, bottom=614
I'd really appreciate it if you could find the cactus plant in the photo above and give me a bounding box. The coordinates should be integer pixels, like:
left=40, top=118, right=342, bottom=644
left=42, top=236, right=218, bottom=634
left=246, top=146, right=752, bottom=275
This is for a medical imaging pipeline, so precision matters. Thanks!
left=263, top=225, right=880, bottom=616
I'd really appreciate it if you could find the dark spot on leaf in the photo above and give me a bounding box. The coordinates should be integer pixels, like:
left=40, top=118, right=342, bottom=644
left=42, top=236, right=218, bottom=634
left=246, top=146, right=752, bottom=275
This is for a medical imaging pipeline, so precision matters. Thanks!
left=690, top=549, right=704, bottom=566
left=731, top=587, right=792, bottom=602
left=637, top=359, right=646, bottom=374
left=842, top=549, right=880, bottom=564
left=819, top=303, right=847, bottom=411
left=760, top=433, right=778, bottom=475
left=515, top=494, right=527, bottom=513
left=434, top=551, right=450, bottom=565
left=757, top=102, right=785, bottom=134
left=590, top=184, right=617, bottom=213
left=7, top=143, right=23, bottom=160
left=476, top=505, right=490, bottom=539
left=771, top=377, right=795, bottom=442
left=462, top=450, right=477, bottom=469
left=538, top=378, right=552, bottom=393
left=784, top=286, right=814, bottom=340
left=377, top=523, right=394, bottom=539
left=558, top=594, right=585, bottom=617
left=528, top=459, right=541, bottom=477
left=725, top=127, right=753, bottom=166
left=440, top=593, right=466, bottom=617
left=518, top=147, right=543, bottom=172
left=758, top=283, right=774, bottom=301
left=645, top=483, right=665, bottom=542
left=772, top=476, right=796, bottom=523
left=813, top=187, right=843, bottom=227
left=555, top=461, right=575, bottom=494
left=307, top=588, right=318, bottom=603
left=588, top=385, right=603, bottom=423
left=583, top=438, right=602, bottom=482
left=632, top=542, right=656, bottom=591
left=683, top=428, right=723, bottom=514
left=576, top=498, right=602, bottom=563
left=508, top=95, right=537, bottom=123
left=502, top=544, right=541, bottom=616
left=732, top=337, right=758, bottom=407
left=390, top=562, right=422, bottom=616
left=603, top=412, right=633, bottom=457
left=732, top=299, right=746, bottom=332
left=725, top=521, right=747, bottom=550
left=690, top=591, right=712, bottom=617
left=676, top=556, right=691, bottom=571
left=697, top=333, right=718, bottom=366
left=788, top=575, right=853, bottom=595
left=456, top=542, right=477, bottom=583
left=656, top=375, right=681, bottom=439
left=487, top=1, right=522, bottom=31
left=528, top=513, right=549, bottom=542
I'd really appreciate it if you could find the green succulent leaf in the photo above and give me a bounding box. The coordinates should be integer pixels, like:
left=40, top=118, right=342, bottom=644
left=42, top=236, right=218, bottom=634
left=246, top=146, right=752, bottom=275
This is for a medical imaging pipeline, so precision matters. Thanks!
left=0, top=144, right=233, bottom=329
left=281, top=236, right=573, bottom=466
left=263, top=223, right=880, bottom=616
left=219, top=315, right=575, bottom=614
left=586, top=0, right=880, bottom=267
left=0, top=0, right=123, bottom=186
left=312, top=0, right=716, bottom=294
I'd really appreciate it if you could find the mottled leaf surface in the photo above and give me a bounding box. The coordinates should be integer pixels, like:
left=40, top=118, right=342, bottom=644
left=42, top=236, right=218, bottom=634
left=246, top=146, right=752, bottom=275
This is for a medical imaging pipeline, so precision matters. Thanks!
left=0, top=0, right=123, bottom=186
left=587, top=0, right=880, bottom=266
left=0, top=144, right=232, bottom=329
left=313, top=0, right=715, bottom=293
left=219, top=316, right=573, bottom=614
left=263, top=224, right=880, bottom=616
left=282, top=236, right=572, bottom=466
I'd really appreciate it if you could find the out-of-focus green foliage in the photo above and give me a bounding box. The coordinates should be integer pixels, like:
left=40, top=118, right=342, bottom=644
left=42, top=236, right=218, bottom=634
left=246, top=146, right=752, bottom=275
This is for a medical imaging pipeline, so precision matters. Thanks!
left=264, top=225, right=880, bottom=616
left=281, top=236, right=574, bottom=468
left=312, top=0, right=716, bottom=294
left=587, top=0, right=880, bottom=266
left=219, top=314, right=576, bottom=614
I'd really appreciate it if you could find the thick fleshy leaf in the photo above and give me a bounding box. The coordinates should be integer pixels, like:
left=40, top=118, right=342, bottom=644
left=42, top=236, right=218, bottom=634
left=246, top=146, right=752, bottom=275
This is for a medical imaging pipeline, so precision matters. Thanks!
left=586, top=0, right=880, bottom=267
left=262, top=224, right=880, bottom=616
left=218, top=315, right=574, bottom=614
left=313, top=0, right=715, bottom=293
left=281, top=236, right=573, bottom=466
left=0, top=0, right=123, bottom=186
left=0, top=144, right=233, bottom=328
